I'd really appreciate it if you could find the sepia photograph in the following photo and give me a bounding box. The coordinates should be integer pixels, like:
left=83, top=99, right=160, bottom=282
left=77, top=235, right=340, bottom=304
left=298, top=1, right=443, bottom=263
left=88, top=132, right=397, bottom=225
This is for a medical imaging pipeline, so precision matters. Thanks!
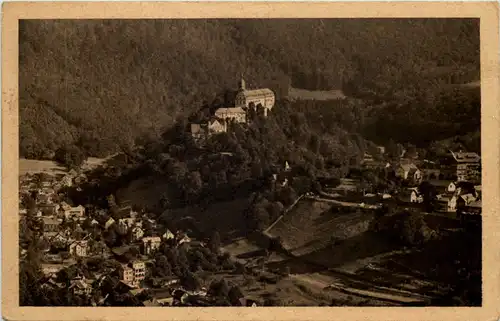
left=2, top=2, right=500, bottom=320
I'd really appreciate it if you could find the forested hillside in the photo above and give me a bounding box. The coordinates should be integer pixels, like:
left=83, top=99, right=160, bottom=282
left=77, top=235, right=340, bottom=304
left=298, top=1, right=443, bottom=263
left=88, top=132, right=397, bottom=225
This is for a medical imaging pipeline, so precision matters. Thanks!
left=19, top=19, right=479, bottom=158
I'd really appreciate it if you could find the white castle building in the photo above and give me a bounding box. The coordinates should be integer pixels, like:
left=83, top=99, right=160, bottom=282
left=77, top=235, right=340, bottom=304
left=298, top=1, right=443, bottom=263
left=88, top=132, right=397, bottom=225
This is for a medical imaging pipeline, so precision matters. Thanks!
left=234, top=77, right=275, bottom=116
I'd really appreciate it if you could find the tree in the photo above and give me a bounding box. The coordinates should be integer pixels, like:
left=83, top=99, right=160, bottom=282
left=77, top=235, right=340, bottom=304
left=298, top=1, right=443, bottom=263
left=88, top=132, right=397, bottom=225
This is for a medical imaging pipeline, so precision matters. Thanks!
left=181, top=271, right=201, bottom=291
left=184, top=171, right=203, bottom=201
left=208, top=231, right=221, bottom=254
left=228, top=285, right=245, bottom=306
left=54, top=145, right=87, bottom=169
left=208, top=278, right=229, bottom=299
left=104, top=228, right=117, bottom=247
left=419, top=181, right=437, bottom=212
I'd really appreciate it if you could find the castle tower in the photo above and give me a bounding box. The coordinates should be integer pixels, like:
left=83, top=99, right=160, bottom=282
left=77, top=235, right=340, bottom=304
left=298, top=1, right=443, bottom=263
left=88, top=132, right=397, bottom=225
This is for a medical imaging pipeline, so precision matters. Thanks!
left=238, top=75, right=246, bottom=91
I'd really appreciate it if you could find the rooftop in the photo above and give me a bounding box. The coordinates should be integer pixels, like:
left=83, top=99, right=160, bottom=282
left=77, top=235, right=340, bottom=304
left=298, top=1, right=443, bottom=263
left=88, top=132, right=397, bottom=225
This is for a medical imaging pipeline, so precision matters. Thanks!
left=239, top=88, right=274, bottom=97
left=450, top=151, right=480, bottom=163
left=215, top=107, right=246, bottom=114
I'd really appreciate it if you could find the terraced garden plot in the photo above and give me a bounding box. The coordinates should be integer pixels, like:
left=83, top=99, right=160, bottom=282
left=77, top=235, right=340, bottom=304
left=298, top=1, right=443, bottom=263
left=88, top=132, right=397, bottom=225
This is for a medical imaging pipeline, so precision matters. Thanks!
left=267, top=199, right=374, bottom=255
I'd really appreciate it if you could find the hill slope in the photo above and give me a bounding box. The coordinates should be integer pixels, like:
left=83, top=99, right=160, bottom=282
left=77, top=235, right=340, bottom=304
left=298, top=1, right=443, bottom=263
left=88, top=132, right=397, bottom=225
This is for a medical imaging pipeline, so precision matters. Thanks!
left=20, top=19, right=479, bottom=158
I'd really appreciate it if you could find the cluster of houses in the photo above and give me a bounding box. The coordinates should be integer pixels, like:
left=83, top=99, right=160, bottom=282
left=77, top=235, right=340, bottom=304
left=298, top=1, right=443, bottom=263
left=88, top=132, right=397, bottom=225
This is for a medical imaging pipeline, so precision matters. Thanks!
left=190, top=77, right=275, bottom=145
left=20, top=169, right=263, bottom=307
left=362, top=149, right=481, bottom=185
left=359, top=149, right=482, bottom=218
left=405, top=180, right=481, bottom=214
left=20, top=170, right=229, bottom=306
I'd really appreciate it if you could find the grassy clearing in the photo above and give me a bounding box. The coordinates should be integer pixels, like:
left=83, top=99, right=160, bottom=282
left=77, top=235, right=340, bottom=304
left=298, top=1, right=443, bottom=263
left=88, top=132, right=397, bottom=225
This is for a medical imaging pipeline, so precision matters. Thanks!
left=160, top=197, right=251, bottom=242
left=20, top=157, right=108, bottom=176
left=19, top=158, right=66, bottom=176
left=116, top=176, right=170, bottom=212
left=287, top=87, right=346, bottom=101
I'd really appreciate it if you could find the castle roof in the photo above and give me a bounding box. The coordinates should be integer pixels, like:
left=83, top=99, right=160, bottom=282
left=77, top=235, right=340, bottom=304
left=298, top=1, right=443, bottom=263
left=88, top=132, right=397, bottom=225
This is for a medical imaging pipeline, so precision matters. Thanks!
left=238, top=88, right=274, bottom=98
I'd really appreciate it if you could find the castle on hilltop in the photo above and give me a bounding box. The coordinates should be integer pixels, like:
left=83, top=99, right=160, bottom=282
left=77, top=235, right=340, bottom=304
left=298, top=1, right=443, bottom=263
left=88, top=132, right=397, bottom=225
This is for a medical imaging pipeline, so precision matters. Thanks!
left=189, top=77, right=276, bottom=145
left=234, top=77, right=275, bottom=116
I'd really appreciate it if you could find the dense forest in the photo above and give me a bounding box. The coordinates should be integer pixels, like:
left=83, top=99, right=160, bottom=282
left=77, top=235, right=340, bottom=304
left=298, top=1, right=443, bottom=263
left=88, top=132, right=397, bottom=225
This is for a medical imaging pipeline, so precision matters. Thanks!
left=19, top=19, right=480, bottom=158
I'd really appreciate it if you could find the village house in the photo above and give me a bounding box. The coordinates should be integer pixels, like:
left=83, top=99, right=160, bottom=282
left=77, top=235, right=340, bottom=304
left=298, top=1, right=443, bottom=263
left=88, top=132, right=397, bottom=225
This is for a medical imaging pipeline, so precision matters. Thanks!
left=117, top=218, right=136, bottom=234
left=119, top=265, right=134, bottom=285
left=447, top=195, right=458, bottom=212
left=447, top=182, right=457, bottom=193
left=454, top=181, right=478, bottom=198
left=361, top=152, right=383, bottom=169
left=208, top=118, right=227, bottom=133
left=420, top=160, right=441, bottom=181
left=474, top=185, right=482, bottom=200
left=410, top=188, right=423, bottom=203
left=399, top=188, right=423, bottom=203
left=214, top=107, right=247, bottom=124
left=40, top=278, right=65, bottom=292
left=450, top=150, right=481, bottom=183
left=69, top=275, right=93, bottom=296
left=64, top=205, right=86, bottom=220
left=145, top=288, right=176, bottom=306
left=190, top=123, right=208, bottom=145
left=395, top=162, right=422, bottom=182
left=37, top=192, right=55, bottom=205
left=190, top=118, right=228, bottom=146
left=177, top=234, right=192, bottom=246
left=104, top=217, right=116, bottom=230
left=161, top=229, right=175, bottom=241
left=458, top=193, right=478, bottom=207
left=41, top=181, right=52, bottom=188
left=45, top=231, right=73, bottom=249
left=142, top=236, right=162, bottom=255
left=74, top=173, right=88, bottom=184
left=39, top=203, right=60, bottom=216
left=458, top=199, right=482, bottom=217
left=41, top=263, right=66, bottom=276
left=119, top=260, right=146, bottom=288
left=42, top=217, right=61, bottom=233
left=69, top=240, right=89, bottom=257
left=131, top=226, right=145, bottom=241
left=428, top=180, right=455, bottom=195
left=234, top=77, right=275, bottom=116
left=60, top=175, right=73, bottom=188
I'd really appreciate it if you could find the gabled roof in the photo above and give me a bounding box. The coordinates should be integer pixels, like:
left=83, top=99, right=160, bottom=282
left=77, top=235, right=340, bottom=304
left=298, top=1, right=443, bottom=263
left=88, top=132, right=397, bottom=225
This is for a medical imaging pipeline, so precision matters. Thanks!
left=450, top=150, right=480, bottom=163
left=208, top=118, right=224, bottom=126
left=190, top=123, right=210, bottom=135
left=70, top=239, right=88, bottom=247
left=400, top=163, right=419, bottom=172
left=142, top=236, right=161, bottom=242
left=467, top=200, right=482, bottom=208
left=238, top=88, right=274, bottom=98
left=460, top=193, right=477, bottom=204
left=214, top=107, right=246, bottom=114
left=42, top=217, right=61, bottom=225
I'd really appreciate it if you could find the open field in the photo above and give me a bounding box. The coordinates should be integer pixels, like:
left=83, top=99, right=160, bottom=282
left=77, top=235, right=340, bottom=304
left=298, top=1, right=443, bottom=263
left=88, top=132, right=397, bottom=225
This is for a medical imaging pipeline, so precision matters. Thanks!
left=287, top=87, right=346, bottom=101
left=19, top=158, right=66, bottom=176
left=116, top=176, right=171, bottom=212
left=20, top=157, right=108, bottom=176
left=160, top=197, right=251, bottom=243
